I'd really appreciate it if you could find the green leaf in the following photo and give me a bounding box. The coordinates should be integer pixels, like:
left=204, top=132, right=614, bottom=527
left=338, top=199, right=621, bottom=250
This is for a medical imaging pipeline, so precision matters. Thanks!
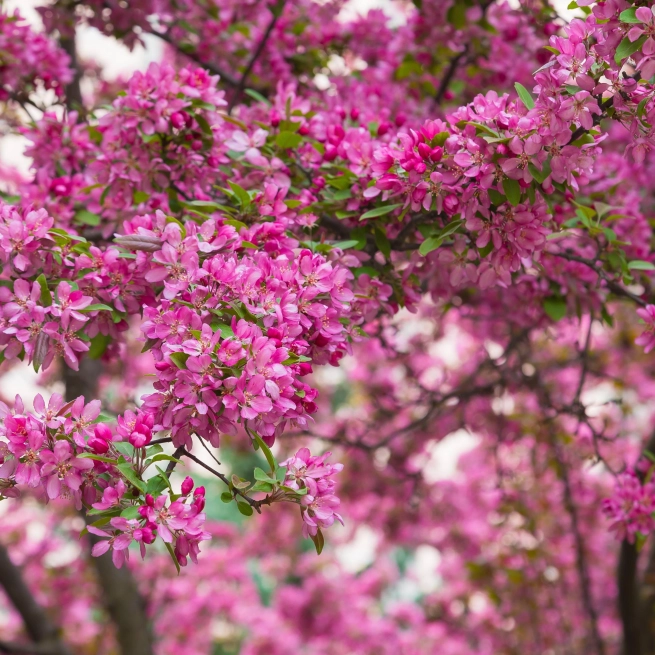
left=81, top=303, right=114, bottom=312
left=543, top=297, right=567, bottom=321
left=88, top=333, right=110, bottom=359
left=120, top=506, right=141, bottom=519
left=240, top=240, right=258, bottom=249
left=36, top=274, right=52, bottom=307
left=333, top=240, right=360, bottom=250
left=75, top=210, right=101, bottom=226
left=227, top=181, right=251, bottom=208
left=221, top=491, right=233, bottom=503
left=254, top=467, right=272, bottom=481
left=446, top=2, right=467, bottom=29
left=276, top=131, right=302, bottom=148
left=615, top=35, right=647, bottom=64
left=374, top=228, right=391, bottom=258
left=194, top=113, right=214, bottom=138
left=502, top=178, right=522, bottom=206
left=252, top=433, right=276, bottom=473
left=310, top=527, right=325, bottom=555
left=146, top=444, right=164, bottom=457
left=440, top=219, right=464, bottom=239
left=628, top=260, right=655, bottom=271
left=619, top=8, right=640, bottom=23
left=133, top=191, right=149, bottom=205
left=514, top=82, right=535, bottom=110
left=250, top=481, right=274, bottom=493
left=419, top=236, right=443, bottom=256
left=359, top=203, right=403, bottom=221
left=169, top=352, right=190, bottom=369
left=244, top=88, right=271, bottom=106
left=117, top=462, right=147, bottom=493
left=149, top=454, right=182, bottom=464
left=77, top=453, right=118, bottom=464
left=237, top=501, right=254, bottom=516
left=165, top=541, right=181, bottom=574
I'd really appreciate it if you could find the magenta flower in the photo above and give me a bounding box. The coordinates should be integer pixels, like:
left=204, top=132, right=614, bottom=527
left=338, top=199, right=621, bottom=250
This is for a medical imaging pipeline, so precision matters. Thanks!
left=636, top=305, right=655, bottom=353
left=39, top=440, right=94, bottom=500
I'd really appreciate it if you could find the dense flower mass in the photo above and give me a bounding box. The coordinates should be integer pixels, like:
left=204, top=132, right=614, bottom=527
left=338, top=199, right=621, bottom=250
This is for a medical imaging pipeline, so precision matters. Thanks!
left=4, top=0, right=655, bottom=653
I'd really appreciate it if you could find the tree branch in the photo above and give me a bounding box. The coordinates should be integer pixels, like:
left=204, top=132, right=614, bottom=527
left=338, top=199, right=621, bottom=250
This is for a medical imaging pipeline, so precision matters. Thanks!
left=227, top=2, right=284, bottom=112
left=0, top=545, right=71, bottom=655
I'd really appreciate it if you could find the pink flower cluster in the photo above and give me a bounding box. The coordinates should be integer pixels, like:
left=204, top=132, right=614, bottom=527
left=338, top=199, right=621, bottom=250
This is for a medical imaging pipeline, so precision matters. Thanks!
left=0, top=10, right=72, bottom=100
left=122, top=210, right=356, bottom=446
left=0, top=393, right=211, bottom=567
left=89, top=63, right=226, bottom=215
left=636, top=305, right=655, bottom=353
left=0, top=394, right=100, bottom=505
left=282, top=447, right=343, bottom=538
left=603, top=470, right=655, bottom=543
left=90, top=477, right=209, bottom=568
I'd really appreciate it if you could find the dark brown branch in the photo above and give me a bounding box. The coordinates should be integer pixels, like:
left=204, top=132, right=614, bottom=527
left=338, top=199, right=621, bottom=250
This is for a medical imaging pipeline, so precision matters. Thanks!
left=551, top=251, right=648, bottom=307
left=433, top=48, right=468, bottom=107
left=227, top=2, right=285, bottom=112
left=180, top=448, right=266, bottom=511
left=84, top=522, right=155, bottom=655
left=59, top=36, right=83, bottom=115
left=154, top=31, right=240, bottom=88
left=554, top=446, right=606, bottom=655
left=0, top=545, right=71, bottom=655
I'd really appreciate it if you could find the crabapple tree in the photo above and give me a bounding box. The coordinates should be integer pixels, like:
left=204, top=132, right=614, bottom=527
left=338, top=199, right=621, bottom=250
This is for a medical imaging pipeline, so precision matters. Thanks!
left=2, top=0, right=655, bottom=654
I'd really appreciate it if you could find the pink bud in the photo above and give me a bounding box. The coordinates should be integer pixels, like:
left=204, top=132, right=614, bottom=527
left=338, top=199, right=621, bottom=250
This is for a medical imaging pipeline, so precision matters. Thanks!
left=377, top=122, right=391, bottom=137
left=194, top=486, right=206, bottom=497
left=145, top=494, right=155, bottom=506
left=88, top=436, right=109, bottom=454
left=270, top=109, right=281, bottom=127
left=417, top=143, right=432, bottom=160
left=181, top=476, right=194, bottom=495
left=350, top=107, right=360, bottom=121
left=298, top=124, right=309, bottom=136
left=170, top=111, right=186, bottom=130
left=429, top=146, right=444, bottom=162
left=324, top=145, right=338, bottom=162
left=94, top=423, right=113, bottom=441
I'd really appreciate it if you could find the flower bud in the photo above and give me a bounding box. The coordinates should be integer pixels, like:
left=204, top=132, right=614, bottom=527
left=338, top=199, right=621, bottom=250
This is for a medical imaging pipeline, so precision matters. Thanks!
left=181, top=476, right=194, bottom=495
left=170, top=111, right=186, bottom=130
left=145, top=494, right=155, bottom=507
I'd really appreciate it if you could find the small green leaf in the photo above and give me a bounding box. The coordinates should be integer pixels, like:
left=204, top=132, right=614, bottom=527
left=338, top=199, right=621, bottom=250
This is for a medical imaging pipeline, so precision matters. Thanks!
left=446, top=2, right=467, bottom=28
left=374, top=228, right=391, bottom=258
left=237, top=501, right=254, bottom=516
left=75, top=210, right=101, bottom=226
left=88, top=333, right=110, bottom=359
left=194, top=113, right=214, bottom=137
left=514, top=82, right=535, bottom=110
left=252, top=433, right=276, bottom=472
left=615, top=35, right=647, bottom=64
left=149, top=454, right=182, bottom=464
left=164, top=541, right=181, bottom=574
left=276, top=131, right=302, bottom=148
left=117, top=462, right=147, bottom=493
left=221, top=491, right=233, bottom=503
left=628, top=260, right=655, bottom=271
left=77, top=453, right=118, bottom=464
left=36, top=274, right=52, bottom=307
left=133, top=191, right=149, bottom=205
left=359, top=203, right=403, bottom=221
left=120, top=506, right=141, bottom=519
left=543, top=297, right=567, bottom=321
left=227, top=181, right=251, bottom=208
left=419, top=236, right=443, bottom=256
left=619, top=8, right=640, bottom=23
left=81, top=303, right=114, bottom=312
left=502, top=178, right=522, bottom=206
left=333, top=240, right=360, bottom=250
left=310, top=527, right=325, bottom=555
left=244, top=88, right=271, bottom=106
left=169, top=352, right=190, bottom=369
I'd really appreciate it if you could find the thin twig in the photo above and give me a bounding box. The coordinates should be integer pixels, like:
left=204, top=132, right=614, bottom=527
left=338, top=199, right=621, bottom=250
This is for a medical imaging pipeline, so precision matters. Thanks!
left=227, top=2, right=285, bottom=112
